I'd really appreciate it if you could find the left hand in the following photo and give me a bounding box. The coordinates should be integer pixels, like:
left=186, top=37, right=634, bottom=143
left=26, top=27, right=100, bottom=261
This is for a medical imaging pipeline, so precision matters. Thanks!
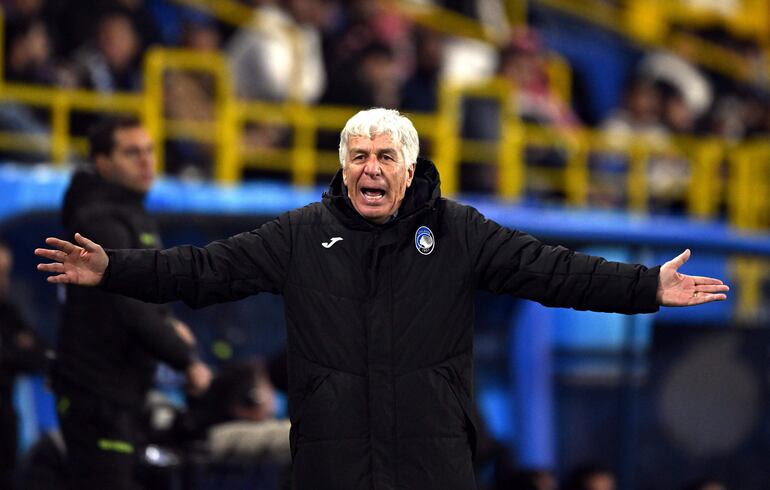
left=656, top=249, right=729, bottom=306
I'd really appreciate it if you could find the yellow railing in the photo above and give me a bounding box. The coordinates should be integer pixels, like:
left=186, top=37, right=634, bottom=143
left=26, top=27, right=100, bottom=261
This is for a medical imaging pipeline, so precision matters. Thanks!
left=538, top=0, right=770, bottom=85
left=2, top=45, right=769, bottom=230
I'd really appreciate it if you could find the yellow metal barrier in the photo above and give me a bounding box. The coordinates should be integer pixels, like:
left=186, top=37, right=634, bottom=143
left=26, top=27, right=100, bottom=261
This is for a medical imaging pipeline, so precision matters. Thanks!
left=2, top=42, right=769, bottom=232
left=538, top=0, right=770, bottom=84
left=0, top=83, right=145, bottom=163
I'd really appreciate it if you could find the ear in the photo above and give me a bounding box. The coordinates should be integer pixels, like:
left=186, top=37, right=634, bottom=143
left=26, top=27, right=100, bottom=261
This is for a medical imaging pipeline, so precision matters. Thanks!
left=342, top=164, right=348, bottom=187
left=405, top=162, right=416, bottom=187
left=94, top=154, right=110, bottom=177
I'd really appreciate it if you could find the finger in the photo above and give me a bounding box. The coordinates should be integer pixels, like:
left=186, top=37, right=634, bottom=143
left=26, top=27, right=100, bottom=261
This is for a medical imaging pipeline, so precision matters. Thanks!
left=691, top=293, right=727, bottom=304
left=689, top=275, right=724, bottom=285
left=37, top=262, right=64, bottom=273
left=74, top=233, right=100, bottom=253
left=34, top=248, right=66, bottom=262
left=44, top=237, right=76, bottom=254
left=668, top=249, right=691, bottom=269
left=694, top=284, right=730, bottom=294
left=46, top=274, right=71, bottom=284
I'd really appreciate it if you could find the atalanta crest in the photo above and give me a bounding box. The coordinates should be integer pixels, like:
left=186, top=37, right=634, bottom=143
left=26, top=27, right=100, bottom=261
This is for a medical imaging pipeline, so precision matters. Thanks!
left=415, top=226, right=435, bottom=255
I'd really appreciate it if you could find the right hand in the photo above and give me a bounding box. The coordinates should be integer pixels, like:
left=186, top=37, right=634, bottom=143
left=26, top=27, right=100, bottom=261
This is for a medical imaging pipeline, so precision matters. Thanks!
left=35, top=233, right=108, bottom=286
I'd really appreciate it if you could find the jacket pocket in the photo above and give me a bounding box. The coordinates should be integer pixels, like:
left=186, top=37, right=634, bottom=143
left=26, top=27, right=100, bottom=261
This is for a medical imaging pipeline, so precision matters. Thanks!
left=289, top=367, right=332, bottom=457
left=436, top=368, right=478, bottom=460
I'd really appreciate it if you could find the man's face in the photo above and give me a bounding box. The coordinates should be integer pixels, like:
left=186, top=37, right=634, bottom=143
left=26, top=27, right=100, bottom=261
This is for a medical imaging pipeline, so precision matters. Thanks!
left=342, top=133, right=415, bottom=224
left=96, top=126, right=155, bottom=193
left=98, top=16, right=138, bottom=71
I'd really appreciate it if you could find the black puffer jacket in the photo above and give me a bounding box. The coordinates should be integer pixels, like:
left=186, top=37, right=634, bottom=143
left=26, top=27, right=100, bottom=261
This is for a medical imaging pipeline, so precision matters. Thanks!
left=103, top=159, right=660, bottom=489
left=55, top=169, right=194, bottom=408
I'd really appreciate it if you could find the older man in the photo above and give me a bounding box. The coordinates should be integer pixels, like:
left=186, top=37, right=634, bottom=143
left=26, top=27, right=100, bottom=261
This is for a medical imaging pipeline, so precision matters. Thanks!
left=36, top=108, right=727, bottom=490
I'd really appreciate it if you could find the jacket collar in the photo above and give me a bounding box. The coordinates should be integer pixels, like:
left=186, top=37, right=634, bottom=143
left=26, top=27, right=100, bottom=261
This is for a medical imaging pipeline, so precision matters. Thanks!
left=322, top=157, right=441, bottom=230
left=62, top=167, right=147, bottom=227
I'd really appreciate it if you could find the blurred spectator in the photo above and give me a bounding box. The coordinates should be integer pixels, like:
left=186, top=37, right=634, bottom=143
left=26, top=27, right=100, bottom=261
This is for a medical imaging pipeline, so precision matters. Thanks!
left=72, top=9, right=143, bottom=92
left=563, top=464, right=616, bottom=490
left=324, top=0, right=412, bottom=77
left=498, top=28, right=580, bottom=129
left=163, top=16, right=222, bottom=178
left=601, top=76, right=668, bottom=144
left=227, top=0, right=326, bottom=103
left=110, top=0, right=163, bottom=50
left=0, top=241, right=49, bottom=489
left=660, top=81, right=697, bottom=135
left=186, top=359, right=290, bottom=466
left=400, top=28, right=443, bottom=112
left=601, top=76, right=692, bottom=211
left=638, top=50, right=713, bottom=121
left=0, top=16, right=57, bottom=160
left=322, top=0, right=415, bottom=116
left=323, top=41, right=401, bottom=108
left=4, top=18, right=56, bottom=85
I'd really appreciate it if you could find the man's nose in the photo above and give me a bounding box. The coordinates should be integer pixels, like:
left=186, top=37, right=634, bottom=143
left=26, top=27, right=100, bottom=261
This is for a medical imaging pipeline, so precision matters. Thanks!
left=363, top=155, right=381, bottom=176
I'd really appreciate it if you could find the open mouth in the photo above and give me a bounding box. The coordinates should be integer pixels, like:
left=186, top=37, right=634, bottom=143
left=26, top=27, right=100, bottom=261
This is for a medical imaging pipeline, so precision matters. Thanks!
left=360, top=187, right=386, bottom=203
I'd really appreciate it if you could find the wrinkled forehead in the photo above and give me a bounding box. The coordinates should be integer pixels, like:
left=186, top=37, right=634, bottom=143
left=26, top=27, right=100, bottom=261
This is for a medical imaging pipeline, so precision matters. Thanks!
left=346, top=132, right=399, bottom=149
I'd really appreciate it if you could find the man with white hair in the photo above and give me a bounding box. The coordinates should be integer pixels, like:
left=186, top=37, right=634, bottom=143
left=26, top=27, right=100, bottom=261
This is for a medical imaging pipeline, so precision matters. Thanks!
left=36, top=108, right=728, bottom=490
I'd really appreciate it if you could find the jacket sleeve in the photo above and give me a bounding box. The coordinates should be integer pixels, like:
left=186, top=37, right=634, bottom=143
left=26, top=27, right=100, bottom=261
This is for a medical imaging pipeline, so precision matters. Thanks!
left=466, top=206, right=660, bottom=314
left=74, top=211, right=195, bottom=370
left=101, top=214, right=291, bottom=309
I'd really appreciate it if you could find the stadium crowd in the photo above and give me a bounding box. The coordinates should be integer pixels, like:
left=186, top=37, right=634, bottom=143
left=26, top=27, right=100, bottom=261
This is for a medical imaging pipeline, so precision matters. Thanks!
left=3, top=0, right=770, bottom=178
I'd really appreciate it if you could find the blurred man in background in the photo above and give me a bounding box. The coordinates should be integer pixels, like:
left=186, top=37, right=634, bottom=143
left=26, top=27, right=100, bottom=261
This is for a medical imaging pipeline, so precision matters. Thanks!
left=0, top=241, right=49, bottom=489
left=52, top=116, right=211, bottom=490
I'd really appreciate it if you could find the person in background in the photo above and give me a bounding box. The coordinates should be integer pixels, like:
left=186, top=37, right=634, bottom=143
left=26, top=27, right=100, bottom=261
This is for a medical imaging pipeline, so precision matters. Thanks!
left=186, top=359, right=290, bottom=466
left=227, top=0, right=326, bottom=103
left=4, top=18, right=56, bottom=86
left=51, top=115, right=211, bottom=490
left=73, top=9, right=143, bottom=92
left=0, top=241, right=49, bottom=490
left=498, top=27, right=580, bottom=129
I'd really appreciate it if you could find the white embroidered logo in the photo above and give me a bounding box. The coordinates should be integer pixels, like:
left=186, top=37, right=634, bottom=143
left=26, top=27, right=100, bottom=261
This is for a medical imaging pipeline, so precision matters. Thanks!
left=322, top=237, right=344, bottom=248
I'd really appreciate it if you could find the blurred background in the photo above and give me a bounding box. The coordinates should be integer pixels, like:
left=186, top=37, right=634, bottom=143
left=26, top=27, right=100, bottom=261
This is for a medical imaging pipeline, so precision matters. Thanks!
left=3, top=0, right=770, bottom=489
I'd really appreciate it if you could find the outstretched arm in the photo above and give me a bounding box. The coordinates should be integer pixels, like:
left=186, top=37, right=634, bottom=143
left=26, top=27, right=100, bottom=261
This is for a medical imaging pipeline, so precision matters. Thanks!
left=656, top=249, right=729, bottom=306
left=36, top=215, right=292, bottom=308
left=35, top=233, right=108, bottom=286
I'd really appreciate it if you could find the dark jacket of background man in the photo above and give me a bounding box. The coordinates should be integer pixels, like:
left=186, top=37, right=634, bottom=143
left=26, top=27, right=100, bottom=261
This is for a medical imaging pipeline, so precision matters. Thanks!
left=54, top=168, right=195, bottom=407
left=101, top=158, right=661, bottom=490
left=53, top=149, right=203, bottom=490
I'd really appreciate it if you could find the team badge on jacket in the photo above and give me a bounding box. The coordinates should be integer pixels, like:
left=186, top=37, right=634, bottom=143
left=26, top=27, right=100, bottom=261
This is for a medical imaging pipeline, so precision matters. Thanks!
left=415, top=226, right=435, bottom=255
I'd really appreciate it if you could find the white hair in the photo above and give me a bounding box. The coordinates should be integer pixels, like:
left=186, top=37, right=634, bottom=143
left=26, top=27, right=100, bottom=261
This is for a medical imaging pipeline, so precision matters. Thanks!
left=338, top=108, right=419, bottom=169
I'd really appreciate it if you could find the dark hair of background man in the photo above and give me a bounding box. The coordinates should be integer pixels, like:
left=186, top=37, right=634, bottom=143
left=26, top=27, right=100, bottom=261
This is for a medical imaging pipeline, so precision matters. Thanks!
left=88, top=115, right=143, bottom=159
